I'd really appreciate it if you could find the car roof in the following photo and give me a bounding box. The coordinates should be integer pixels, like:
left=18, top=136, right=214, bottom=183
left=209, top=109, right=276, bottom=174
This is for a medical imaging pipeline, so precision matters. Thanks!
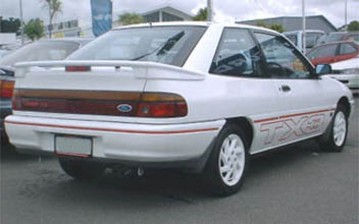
left=112, top=21, right=280, bottom=35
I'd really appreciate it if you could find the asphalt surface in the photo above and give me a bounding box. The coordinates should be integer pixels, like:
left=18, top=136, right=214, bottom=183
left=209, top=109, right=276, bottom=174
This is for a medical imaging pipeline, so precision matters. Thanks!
left=1, top=98, right=358, bottom=224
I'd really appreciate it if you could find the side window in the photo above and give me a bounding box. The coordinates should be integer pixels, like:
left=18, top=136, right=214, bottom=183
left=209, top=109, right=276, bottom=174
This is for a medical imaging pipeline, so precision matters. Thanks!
left=210, top=28, right=263, bottom=77
left=307, top=45, right=337, bottom=59
left=255, top=33, right=312, bottom=79
left=340, top=43, right=357, bottom=55
left=347, top=34, right=359, bottom=42
left=306, top=33, right=323, bottom=48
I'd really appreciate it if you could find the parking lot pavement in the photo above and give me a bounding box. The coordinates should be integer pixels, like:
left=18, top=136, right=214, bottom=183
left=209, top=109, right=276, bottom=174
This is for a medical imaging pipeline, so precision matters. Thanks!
left=1, top=97, right=358, bottom=224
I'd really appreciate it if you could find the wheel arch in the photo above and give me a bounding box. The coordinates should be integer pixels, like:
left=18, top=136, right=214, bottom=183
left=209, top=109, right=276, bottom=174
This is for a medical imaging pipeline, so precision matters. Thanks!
left=337, top=96, right=351, bottom=117
left=225, top=117, right=254, bottom=149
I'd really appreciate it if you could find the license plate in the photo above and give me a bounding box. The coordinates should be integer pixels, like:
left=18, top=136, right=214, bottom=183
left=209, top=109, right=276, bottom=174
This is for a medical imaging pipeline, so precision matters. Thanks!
left=55, top=135, right=92, bottom=157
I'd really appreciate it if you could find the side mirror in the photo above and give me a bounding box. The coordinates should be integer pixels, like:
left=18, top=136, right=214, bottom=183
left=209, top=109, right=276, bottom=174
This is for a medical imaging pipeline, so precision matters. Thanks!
left=315, top=64, right=332, bottom=75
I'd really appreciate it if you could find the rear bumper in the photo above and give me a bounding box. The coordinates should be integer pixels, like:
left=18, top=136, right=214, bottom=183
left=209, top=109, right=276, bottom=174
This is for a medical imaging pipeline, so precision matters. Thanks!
left=0, top=101, right=12, bottom=137
left=5, top=115, right=224, bottom=166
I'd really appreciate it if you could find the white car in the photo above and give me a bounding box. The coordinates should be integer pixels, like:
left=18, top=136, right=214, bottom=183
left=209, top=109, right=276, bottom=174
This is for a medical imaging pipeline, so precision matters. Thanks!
left=327, top=57, right=359, bottom=94
left=283, top=29, right=325, bottom=52
left=5, top=22, right=354, bottom=196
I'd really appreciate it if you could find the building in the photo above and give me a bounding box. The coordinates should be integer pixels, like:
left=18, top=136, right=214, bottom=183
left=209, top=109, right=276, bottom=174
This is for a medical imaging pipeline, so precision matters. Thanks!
left=141, top=6, right=193, bottom=23
left=113, top=5, right=194, bottom=28
left=58, top=5, right=193, bottom=37
left=46, top=20, right=81, bottom=38
left=237, top=15, right=338, bottom=33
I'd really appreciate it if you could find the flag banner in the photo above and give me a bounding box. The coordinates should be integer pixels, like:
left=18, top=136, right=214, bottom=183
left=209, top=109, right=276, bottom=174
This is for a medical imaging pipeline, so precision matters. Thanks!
left=90, top=0, right=112, bottom=37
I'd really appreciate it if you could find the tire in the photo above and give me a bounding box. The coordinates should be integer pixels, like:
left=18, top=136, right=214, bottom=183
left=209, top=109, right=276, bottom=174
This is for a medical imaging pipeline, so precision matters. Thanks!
left=202, top=124, right=249, bottom=196
left=319, top=105, right=349, bottom=152
left=58, top=157, right=105, bottom=180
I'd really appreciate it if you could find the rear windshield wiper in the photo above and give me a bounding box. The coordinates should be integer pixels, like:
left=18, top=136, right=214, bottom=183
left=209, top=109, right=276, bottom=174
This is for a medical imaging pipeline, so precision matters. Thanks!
left=131, top=31, right=185, bottom=61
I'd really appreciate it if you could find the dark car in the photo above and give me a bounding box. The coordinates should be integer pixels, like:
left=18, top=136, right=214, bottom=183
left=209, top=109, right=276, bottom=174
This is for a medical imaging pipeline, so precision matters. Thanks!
left=306, top=41, right=359, bottom=66
left=0, top=38, right=92, bottom=140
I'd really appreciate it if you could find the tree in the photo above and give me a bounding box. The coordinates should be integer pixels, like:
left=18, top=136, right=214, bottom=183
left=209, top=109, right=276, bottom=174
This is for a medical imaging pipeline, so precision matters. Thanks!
left=24, top=18, right=45, bottom=41
left=256, top=20, right=268, bottom=28
left=347, top=21, right=359, bottom=31
left=0, top=17, right=21, bottom=33
left=42, top=0, right=62, bottom=38
left=118, top=13, right=144, bottom=25
left=269, top=24, right=284, bottom=33
left=193, top=7, right=208, bottom=21
left=256, top=21, right=284, bottom=32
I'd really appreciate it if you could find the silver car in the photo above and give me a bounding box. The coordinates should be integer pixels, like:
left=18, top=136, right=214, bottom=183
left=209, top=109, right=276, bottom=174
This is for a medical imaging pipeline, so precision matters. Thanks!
left=0, top=38, right=92, bottom=139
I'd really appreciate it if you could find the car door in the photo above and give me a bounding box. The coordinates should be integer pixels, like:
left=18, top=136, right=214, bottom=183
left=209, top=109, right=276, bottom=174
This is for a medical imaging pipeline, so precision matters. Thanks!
left=253, top=32, right=335, bottom=147
left=208, top=28, right=285, bottom=153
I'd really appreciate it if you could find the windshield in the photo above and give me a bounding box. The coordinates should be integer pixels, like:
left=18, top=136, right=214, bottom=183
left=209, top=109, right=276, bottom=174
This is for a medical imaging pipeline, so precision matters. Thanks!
left=68, top=26, right=207, bottom=67
left=0, top=41, right=79, bottom=67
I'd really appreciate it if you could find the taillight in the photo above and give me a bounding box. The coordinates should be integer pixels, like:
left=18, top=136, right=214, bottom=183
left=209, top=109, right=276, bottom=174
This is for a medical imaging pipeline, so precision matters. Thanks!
left=137, top=93, right=187, bottom=117
left=0, top=79, right=15, bottom=99
left=65, top=66, right=91, bottom=72
left=12, top=90, right=188, bottom=118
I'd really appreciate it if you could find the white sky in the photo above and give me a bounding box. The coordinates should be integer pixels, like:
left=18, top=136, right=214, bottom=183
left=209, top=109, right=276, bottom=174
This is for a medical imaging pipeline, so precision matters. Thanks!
left=0, top=0, right=358, bottom=28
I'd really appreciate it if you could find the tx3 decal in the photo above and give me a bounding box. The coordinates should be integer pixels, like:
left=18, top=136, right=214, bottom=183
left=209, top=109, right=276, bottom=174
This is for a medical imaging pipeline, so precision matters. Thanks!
left=259, top=113, right=331, bottom=145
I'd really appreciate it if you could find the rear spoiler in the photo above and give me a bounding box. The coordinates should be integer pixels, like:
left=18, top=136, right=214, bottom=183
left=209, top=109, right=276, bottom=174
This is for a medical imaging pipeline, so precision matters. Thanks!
left=14, top=60, right=206, bottom=81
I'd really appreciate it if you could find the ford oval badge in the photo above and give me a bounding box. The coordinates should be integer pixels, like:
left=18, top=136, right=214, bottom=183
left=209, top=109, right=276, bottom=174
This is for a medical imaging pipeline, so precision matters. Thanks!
left=117, top=104, right=133, bottom=113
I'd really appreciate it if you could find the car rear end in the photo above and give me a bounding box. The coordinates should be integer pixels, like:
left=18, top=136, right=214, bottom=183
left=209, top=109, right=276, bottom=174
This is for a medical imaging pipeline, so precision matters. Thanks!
left=0, top=38, right=92, bottom=140
left=5, top=24, right=224, bottom=168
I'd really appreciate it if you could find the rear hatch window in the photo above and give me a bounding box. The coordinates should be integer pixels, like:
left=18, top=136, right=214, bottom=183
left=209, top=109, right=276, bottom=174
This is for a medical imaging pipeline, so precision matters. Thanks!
left=68, top=26, right=207, bottom=67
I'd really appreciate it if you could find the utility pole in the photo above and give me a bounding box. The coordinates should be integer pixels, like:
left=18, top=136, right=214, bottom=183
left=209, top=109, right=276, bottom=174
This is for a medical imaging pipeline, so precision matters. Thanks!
left=19, top=0, right=24, bottom=45
left=302, top=0, right=306, bottom=54
left=207, top=0, right=213, bottom=22
left=48, top=0, right=52, bottom=38
left=345, top=0, right=348, bottom=30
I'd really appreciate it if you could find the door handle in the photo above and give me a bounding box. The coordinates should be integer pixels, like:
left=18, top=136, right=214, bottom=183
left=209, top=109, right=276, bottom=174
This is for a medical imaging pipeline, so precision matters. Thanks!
left=280, top=85, right=291, bottom=92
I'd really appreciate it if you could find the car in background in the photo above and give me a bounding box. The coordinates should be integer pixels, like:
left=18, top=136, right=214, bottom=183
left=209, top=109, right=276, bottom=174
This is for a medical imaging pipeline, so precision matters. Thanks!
left=306, top=41, right=359, bottom=66
left=326, top=57, right=359, bottom=94
left=0, top=38, right=92, bottom=139
left=0, top=49, right=10, bottom=59
left=4, top=22, right=354, bottom=196
left=316, top=32, right=359, bottom=45
left=284, top=30, right=325, bottom=52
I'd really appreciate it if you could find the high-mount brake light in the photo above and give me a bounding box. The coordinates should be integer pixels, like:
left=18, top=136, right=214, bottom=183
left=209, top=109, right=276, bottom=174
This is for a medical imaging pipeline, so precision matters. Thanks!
left=0, top=80, right=15, bottom=99
left=65, top=66, right=91, bottom=72
left=12, top=90, right=188, bottom=118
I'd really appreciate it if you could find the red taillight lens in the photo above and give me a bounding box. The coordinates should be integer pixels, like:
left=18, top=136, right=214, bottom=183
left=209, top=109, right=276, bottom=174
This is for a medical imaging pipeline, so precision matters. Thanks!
left=0, top=79, right=15, bottom=99
left=12, top=90, right=188, bottom=118
left=65, top=66, right=91, bottom=72
left=136, top=93, right=187, bottom=118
